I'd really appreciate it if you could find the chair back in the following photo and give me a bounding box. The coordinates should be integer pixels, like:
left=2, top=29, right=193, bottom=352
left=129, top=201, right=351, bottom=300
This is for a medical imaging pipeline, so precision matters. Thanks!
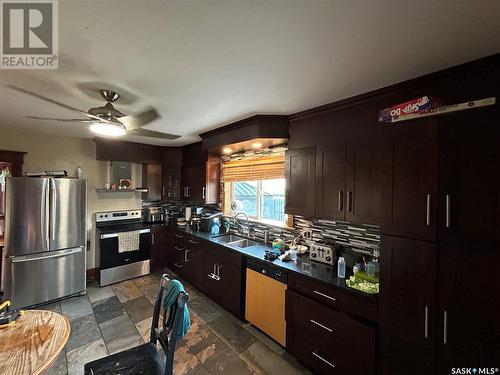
left=149, top=274, right=189, bottom=375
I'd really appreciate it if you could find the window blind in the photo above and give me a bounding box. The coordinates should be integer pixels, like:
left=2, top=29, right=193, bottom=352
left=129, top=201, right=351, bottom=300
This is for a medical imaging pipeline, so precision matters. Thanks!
left=221, top=154, right=285, bottom=182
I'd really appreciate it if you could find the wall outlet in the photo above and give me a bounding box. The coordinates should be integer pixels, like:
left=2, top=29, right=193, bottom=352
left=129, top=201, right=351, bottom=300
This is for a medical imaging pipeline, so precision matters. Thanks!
left=303, top=229, right=313, bottom=240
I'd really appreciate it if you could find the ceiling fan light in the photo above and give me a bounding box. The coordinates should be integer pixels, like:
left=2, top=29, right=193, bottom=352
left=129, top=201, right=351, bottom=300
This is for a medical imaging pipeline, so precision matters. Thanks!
left=89, top=122, right=126, bottom=137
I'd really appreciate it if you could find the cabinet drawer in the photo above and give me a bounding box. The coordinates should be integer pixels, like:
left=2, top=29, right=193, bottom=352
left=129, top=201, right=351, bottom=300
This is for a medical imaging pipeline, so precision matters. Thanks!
left=288, top=273, right=377, bottom=322
left=287, top=290, right=356, bottom=343
left=288, top=327, right=374, bottom=375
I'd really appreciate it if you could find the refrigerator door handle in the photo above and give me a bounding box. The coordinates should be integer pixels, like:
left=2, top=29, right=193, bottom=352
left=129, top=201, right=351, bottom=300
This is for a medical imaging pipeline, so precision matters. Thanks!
left=50, top=178, right=57, bottom=243
left=43, top=181, right=50, bottom=250
left=10, top=247, right=83, bottom=263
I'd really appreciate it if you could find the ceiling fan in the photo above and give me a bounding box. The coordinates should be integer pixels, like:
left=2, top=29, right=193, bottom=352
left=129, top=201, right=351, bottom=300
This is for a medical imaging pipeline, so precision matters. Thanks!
left=6, top=85, right=180, bottom=140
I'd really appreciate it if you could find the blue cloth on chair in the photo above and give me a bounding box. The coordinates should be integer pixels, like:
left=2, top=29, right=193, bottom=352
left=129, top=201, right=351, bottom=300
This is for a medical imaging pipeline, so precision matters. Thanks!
left=161, top=279, right=190, bottom=339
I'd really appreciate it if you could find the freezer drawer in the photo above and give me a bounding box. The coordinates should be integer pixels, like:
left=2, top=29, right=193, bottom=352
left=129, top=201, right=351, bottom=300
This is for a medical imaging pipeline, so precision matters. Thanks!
left=3, top=247, right=86, bottom=308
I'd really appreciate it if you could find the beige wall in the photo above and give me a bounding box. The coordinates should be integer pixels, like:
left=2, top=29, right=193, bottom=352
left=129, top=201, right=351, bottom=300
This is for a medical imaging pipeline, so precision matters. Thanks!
left=0, top=127, right=143, bottom=269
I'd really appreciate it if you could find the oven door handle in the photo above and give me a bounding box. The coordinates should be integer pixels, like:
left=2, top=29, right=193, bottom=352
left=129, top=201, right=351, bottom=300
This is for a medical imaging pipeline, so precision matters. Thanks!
left=100, top=228, right=151, bottom=239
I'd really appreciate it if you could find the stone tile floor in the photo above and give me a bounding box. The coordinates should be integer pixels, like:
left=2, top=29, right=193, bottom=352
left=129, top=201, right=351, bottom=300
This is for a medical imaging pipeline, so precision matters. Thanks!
left=42, top=269, right=312, bottom=375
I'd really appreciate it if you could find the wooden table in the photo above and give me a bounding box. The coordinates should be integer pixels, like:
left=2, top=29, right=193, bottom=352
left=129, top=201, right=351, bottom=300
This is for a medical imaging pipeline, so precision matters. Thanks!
left=0, top=310, right=70, bottom=375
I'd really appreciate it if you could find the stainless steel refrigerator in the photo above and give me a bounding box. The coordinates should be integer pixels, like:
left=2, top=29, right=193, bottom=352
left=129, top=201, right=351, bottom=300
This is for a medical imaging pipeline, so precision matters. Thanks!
left=2, top=177, right=87, bottom=308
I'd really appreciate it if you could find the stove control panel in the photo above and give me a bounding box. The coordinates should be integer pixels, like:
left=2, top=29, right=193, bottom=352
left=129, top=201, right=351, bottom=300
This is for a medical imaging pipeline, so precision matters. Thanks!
left=95, top=210, right=141, bottom=222
left=309, top=243, right=335, bottom=265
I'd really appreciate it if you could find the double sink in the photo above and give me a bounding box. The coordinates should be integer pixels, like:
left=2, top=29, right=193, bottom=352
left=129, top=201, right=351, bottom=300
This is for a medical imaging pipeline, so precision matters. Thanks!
left=213, top=234, right=261, bottom=248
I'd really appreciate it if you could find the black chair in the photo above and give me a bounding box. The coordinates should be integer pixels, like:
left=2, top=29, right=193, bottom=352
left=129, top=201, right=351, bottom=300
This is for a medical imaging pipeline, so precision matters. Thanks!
left=84, top=274, right=189, bottom=375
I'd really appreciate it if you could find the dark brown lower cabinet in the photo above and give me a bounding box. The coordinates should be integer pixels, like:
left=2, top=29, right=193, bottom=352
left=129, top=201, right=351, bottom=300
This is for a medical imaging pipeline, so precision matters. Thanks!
left=379, top=235, right=437, bottom=375
left=164, top=233, right=243, bottom=317
left=150, top=225, right=168, bottom=271
left=380, top=236, right=499, bottom=374
left=436, top=244, right=498, bottom=372
left=287, top=290, right=375, bottom=375
left=199, top=244, right=243, bottom=317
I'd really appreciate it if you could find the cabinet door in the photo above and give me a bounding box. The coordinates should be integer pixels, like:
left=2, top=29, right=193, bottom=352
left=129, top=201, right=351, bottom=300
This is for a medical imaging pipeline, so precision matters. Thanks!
left=439, top=109, right=499, bottom=248
left=219, top=255, right=243, bottom=317
left=285, top=147, right=316, bottom=217
left=379, top=235, right=437, bottom=375
left=200, top=250, right=220, bottom=301
left=315, top=143, right=346, bottom=220
left=205, top=156, right=220, bottom=204
left=345, top=139, right=381, bottom=225
left=144, top=164, right=162, bottom=200
left=162, top=165, right=181, bottom=200
left=436, top=244, right=498, bottom=371
left=184, top=237, right=203, bottom=288
left=380, top=121, right=438, bottom=241
left=181, top=163, right=206, bottom=203
left=163, top=231, right=176, bottom=270
left=150, top=225, right=167, bottom=271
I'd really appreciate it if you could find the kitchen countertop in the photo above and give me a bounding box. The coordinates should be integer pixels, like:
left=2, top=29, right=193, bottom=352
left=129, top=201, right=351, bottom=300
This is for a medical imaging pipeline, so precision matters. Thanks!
left=168, top=224, right=378, bottom=302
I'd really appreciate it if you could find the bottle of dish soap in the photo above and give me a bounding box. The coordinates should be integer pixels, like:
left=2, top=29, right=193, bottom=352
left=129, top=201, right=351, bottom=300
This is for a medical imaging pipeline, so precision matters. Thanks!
left=337, top=257, right=346, bottom=278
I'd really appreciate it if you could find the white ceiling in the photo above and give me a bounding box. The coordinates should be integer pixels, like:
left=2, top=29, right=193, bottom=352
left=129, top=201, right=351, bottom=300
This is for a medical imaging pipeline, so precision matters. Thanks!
left=1, top=0, right=499, bottom=146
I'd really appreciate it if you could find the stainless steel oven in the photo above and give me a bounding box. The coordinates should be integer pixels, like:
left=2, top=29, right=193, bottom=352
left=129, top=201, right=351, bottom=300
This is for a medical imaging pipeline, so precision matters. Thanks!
left=95, top=210, right=151, bottom=286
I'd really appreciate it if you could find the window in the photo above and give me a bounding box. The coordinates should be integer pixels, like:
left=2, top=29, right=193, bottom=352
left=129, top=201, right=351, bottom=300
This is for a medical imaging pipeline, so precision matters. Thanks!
left=225, top=178, right=286, bottom=226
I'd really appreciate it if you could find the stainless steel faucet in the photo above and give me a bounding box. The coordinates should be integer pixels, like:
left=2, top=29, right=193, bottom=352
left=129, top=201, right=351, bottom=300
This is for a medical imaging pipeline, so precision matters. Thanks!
left=233, top=212, right=250, bottom=236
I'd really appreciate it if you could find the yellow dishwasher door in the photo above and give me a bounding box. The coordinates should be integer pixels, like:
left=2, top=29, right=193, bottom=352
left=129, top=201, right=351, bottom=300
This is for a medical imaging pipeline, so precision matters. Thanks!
left=245, top=266, right=287, bottom=346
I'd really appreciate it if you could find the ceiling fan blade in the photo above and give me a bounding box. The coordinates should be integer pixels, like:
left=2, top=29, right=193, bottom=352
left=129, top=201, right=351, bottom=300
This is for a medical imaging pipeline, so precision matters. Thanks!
left=120, top=107, right=160, bottom=130
left=6, top=85, right=115, bottom=124
left=26, top=116, right=94, bottom=122
left=130, top=128, right=180, bottom=140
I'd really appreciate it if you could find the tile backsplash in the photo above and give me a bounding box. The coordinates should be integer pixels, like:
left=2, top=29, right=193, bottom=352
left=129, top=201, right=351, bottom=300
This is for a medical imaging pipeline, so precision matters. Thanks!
left=142, top=200, right=380, bottom=259
left=228, top=215, right=380, bottom=259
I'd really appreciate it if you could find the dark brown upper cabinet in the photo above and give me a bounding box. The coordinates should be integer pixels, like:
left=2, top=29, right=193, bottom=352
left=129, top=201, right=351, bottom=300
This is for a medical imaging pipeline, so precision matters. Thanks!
left=285, top=147, right=316, bottom=217
left=379, top=235, right=437, bottom=375
left=345, top=138, right=382, bottom=225
left=181, top=142, right=208, bottom=203
left=315, top=143, right=346, bottom=220
left=142, top=163, right=162, bottom=200
left=162, top=148, right=182, bottom=201
left=181, top=163, right=206, bottom=202
left=380, top=120, right=438, bottom=241
left=205, top=155, right=221, bottom=204
left=295, top=139, right=382, bottom=225
left=438, top=108, right=498, bottom=249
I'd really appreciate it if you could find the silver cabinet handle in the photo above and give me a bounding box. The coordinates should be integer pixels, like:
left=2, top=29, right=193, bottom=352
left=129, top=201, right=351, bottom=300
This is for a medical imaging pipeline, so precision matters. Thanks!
left=188, top=239, right=199, bottom=245
left=214, top=264, right=220, bottom=281
left=174, top=246, right=184, bottom=251
left=310, top=319, right=333, bottom=333
left=443, top=310, right=448, bottom=345
left=426, top=194, right=431, bottom=226
left=312, top=351, right=335, bottom=368
left=202, top=187, right=206, bottom=199
left=424, top=306, right=429, bottom=339
left=346, top=191, right=352, bottom=212
left=313, top=290, right=336, bottom=302
left=174, top=234, right=184, bottom=238
left=338, top=190, right=343, bottom=211
left=445, top=194, right=451, bottom=228
left=174, top=262, right=183, bottom=268
left=184, top=249, right=190, bottom=262
left=151, top=233, right=155, bottom=245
